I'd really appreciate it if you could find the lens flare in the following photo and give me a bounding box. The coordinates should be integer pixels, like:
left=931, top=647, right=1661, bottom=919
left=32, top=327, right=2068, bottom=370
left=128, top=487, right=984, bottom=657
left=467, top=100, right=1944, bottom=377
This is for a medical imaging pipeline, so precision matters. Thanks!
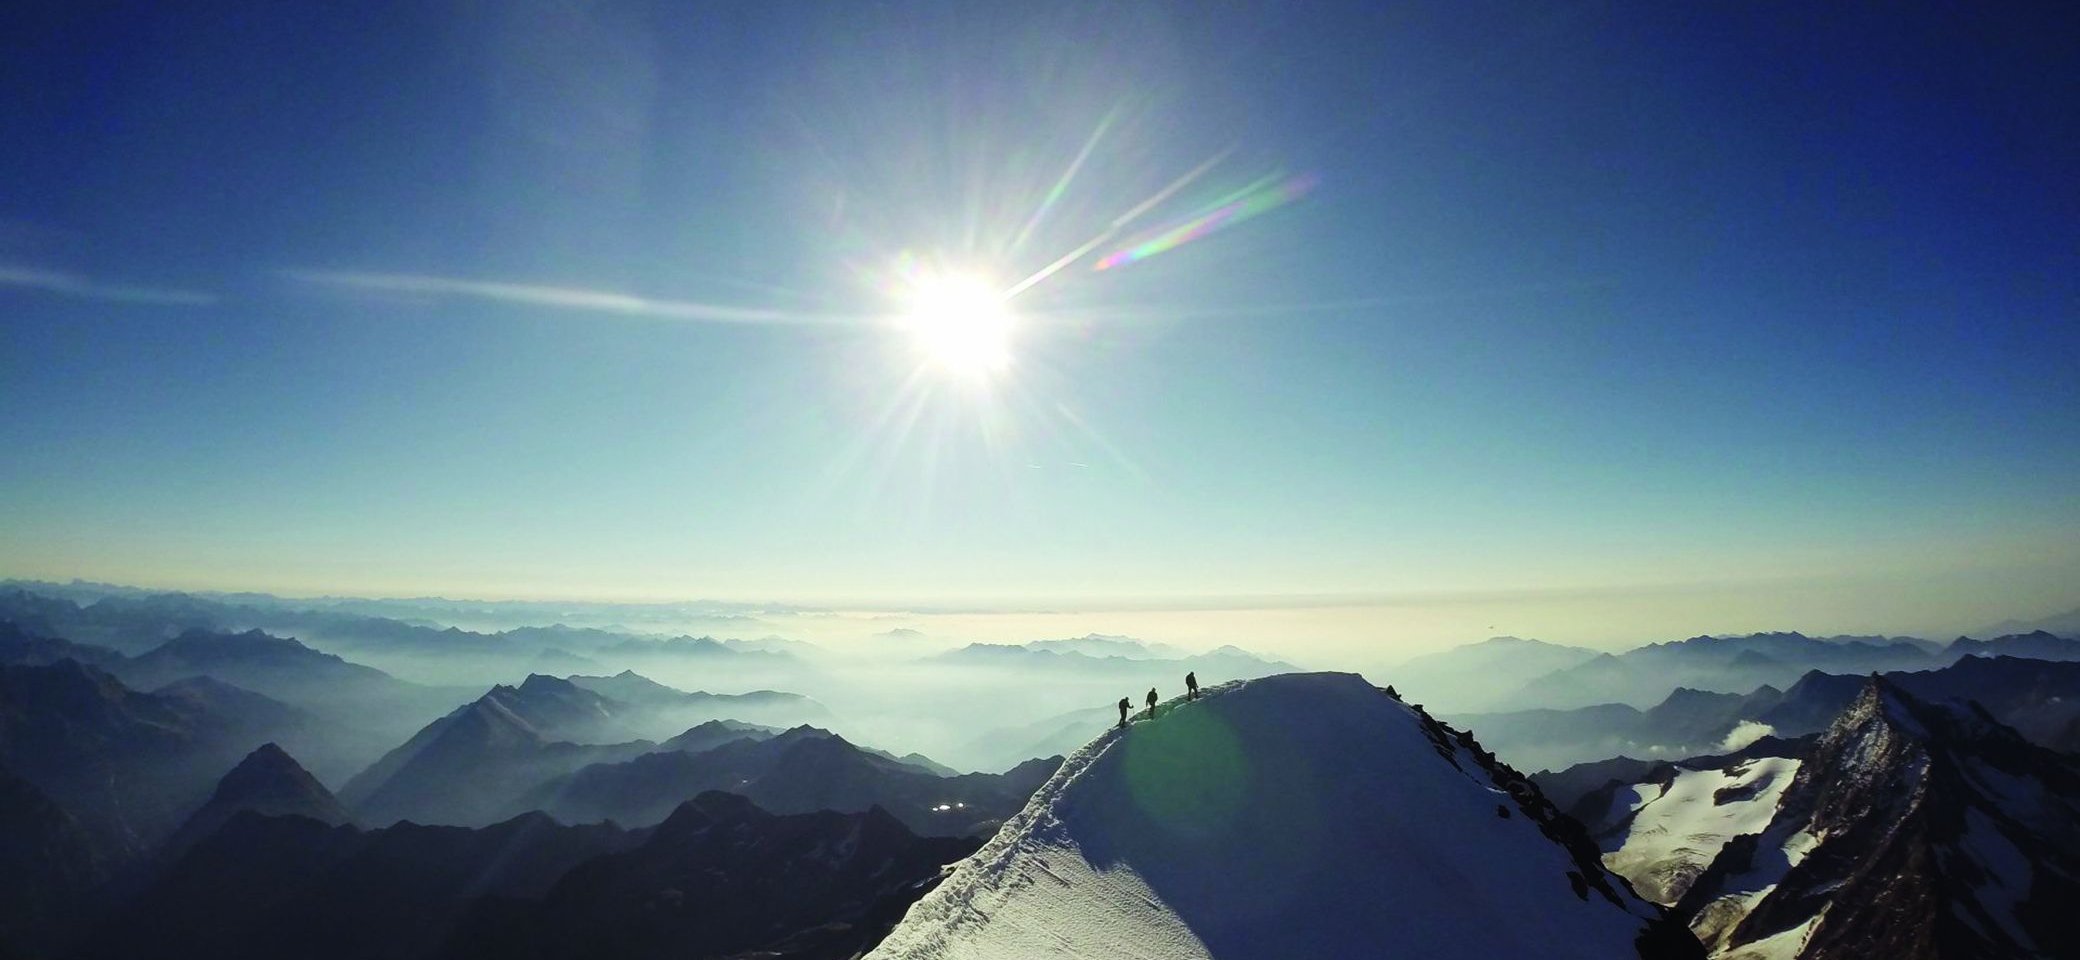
left=1092, top=172, right=1319, bottom=271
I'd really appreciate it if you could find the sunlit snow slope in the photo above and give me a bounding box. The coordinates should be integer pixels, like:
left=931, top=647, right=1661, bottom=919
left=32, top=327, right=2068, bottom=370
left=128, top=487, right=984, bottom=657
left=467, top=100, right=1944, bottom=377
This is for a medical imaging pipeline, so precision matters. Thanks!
left=869, top=672, right=1697, bottom=960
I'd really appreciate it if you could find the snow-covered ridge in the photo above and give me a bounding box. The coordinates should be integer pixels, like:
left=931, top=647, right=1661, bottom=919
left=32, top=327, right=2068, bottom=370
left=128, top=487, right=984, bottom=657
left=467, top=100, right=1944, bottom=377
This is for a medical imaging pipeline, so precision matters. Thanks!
left=869, top=672, right=1699, bottom=960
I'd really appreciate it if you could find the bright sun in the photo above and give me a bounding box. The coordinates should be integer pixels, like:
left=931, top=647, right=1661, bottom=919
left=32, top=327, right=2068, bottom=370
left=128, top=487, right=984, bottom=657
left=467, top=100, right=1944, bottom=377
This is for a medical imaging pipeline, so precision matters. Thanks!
left=896, top=271, right=1016, bottom=377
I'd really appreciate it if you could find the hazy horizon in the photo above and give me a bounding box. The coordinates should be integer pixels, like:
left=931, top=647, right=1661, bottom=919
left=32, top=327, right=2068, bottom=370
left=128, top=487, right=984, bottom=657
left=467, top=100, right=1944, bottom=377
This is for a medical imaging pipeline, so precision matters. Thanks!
left=7, top=570, right=2072, bottom=667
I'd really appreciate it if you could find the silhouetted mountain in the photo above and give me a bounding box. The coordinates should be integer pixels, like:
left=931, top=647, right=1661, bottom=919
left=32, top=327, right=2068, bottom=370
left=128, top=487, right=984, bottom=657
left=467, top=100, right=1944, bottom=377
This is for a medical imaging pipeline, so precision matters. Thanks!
left=1751, top=668, right=1868, bottom=733
left=564, top=669, right=830, bottom=732
left=936, top=641, right=1292, bottom=674
left=600, top=633, right=792, bottom=661
left=1449, top=680, right=1790, bottom=772
left=149, top=674, right=309, bottom=733
left=659, top=717, right=777, bottom=753
left=889, top=751, right=959, bottom=776
left=1021, top=633, right=1189, bottom=659
left=0, top=590, right=227, bottom=655
left=0, top=620, right=126, bottom=671
left=1675, top=679, right=2080, bottom=958
left=1442, top=703, right=1649, bottom=771
left=0, top=660, right=284, bottom=852
left=81, top=791, right=975, bottom=960
left=1504, top=632, right=1944, bottom=709
left=500, top=674, right=646, bottom=742
left=948, top=703, right=1116, bottom=772
left=1972, top=607, right=2080, bottom=640
left=120, top=628, right=398, bottom=704
left=1530, top=755, right=1668, bottom=823
left=1460, top=653, right=2080, bottom=771
left=164, top=743, right=351, bottom=857
left=524, top=647, right=600, bottom=674
left=81, top=809, right=642, bottom=960
left=525, top=726, right=1058, bottom=837
left=1390, top=636, right=1602, bottom=712
left=1947, top=628, right=2080, bottom=661
left=0, top=762, right=111, bottom=958
left=446, top=792, right=979, bottom=960
left=339, top=680, right=656, bottom=827
left=108, top=627, right=470, bottom=782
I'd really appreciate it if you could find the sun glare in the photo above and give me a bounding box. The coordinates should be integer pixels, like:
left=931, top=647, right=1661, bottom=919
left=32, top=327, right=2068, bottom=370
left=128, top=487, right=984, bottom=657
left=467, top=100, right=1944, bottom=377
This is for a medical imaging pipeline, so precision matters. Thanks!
left=897, top=271, right=1015, bottom=377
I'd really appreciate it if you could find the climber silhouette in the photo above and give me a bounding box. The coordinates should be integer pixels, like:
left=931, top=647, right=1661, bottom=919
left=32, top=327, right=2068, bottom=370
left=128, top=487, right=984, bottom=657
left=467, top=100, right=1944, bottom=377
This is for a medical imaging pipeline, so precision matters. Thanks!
left=1117, top=696, right=1130, bottom=728
left=1145, top=687, right=1159, bottom=719
left=1185, top=671, right=1199, bottom=700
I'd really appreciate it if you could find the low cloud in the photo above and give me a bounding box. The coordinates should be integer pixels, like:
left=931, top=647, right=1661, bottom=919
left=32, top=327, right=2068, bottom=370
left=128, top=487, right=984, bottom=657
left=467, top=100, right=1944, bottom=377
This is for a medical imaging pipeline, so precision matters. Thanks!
left=1719, top=720, right=1775, bottom=753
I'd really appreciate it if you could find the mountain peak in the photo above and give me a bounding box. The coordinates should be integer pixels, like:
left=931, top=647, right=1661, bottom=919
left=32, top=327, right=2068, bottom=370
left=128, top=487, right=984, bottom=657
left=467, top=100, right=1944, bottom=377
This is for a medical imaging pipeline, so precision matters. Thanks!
left=166, top=743, right=350, bottom=856
left=515, top=673, right=575, bottom=693
left=654, top=789, right=764, bottom=837
left=869, top=672, right=1699, bottom=960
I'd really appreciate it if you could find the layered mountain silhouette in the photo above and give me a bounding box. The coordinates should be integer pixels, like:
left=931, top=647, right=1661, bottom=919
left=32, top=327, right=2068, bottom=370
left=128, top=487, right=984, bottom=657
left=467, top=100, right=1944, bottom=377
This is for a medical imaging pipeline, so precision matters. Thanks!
left=949, top=703, right=1121, bottom=772
left=0, top=619, right=127, bottom=671
left=1388, top=636, right=1603, bottom=712
left=1499, top=633, right=1975, bottom=710
left=0, top=762, right=111, bottom=957
left=5, top=620, right=474, bottom=782
left=934, top=641, right=1295, bottom=678
left=80, top=809, right=645, bottom=960
left=524, top=725, right=1059, bottom=837
left=339, top=675, right=658, bottom=826
left=1455, top=653, right=2080, bottom=771
left=83, top=793, right=975, bottom=960
left=660, top=717, right=777, bottom=752
left=0, top=659, right=292, bottom=852
left=564, top=668, right=831, bottom=732
left=447, top=792, right=980, bottom=960
left=120, top=628, right=397, bottom=702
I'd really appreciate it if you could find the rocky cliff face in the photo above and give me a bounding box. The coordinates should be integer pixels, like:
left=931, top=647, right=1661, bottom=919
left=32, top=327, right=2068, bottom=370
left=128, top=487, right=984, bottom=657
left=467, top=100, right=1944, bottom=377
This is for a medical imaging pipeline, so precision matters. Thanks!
left=1677, top=677, right=2080, bottom=959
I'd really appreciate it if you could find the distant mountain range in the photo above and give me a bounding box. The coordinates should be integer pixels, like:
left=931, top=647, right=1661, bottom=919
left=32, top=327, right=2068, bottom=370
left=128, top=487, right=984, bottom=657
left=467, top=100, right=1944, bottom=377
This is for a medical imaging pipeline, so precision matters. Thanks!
left=0, top=587, right=813, bottom=691
left=524, top=725, right=1059, bottom=837
left=1451, top=650, right=2080, bottom=772
left=77, top=788, right=972, bottom=960
left=948, top=703, right=1119, bottom=773
left=1, top=616, right=476, bottom=782
left=339, top=675, right=662, bottom=826
left=1398, top=628, right=2080, bottom=714
left=565, top=668, right=829, bottom=732
left=1972, top=605, right=2080, bottom=641
left=1021, top=633, right=1191, bottom=659
left=1388, top=636, right=1603, bottom=713
left=933, top=640, right=1296, bottom=677
left=0, top=659, right=298, bottom=854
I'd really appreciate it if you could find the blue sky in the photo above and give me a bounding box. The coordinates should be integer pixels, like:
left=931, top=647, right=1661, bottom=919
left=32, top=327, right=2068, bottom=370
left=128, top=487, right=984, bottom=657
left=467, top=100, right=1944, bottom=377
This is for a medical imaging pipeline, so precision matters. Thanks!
left=3, top=2, right=2075, bottom=649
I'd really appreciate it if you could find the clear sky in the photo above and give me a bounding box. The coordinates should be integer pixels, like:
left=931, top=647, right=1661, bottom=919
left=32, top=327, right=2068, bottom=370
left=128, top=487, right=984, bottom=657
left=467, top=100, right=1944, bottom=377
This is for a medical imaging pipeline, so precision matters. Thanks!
left=3, top=2, right=2076, bottom=653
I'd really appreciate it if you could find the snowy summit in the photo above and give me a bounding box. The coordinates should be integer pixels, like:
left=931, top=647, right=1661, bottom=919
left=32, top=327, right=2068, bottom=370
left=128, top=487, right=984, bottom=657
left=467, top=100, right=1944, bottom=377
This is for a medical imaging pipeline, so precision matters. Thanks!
left=869, top=672, right=1699, bottom=960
